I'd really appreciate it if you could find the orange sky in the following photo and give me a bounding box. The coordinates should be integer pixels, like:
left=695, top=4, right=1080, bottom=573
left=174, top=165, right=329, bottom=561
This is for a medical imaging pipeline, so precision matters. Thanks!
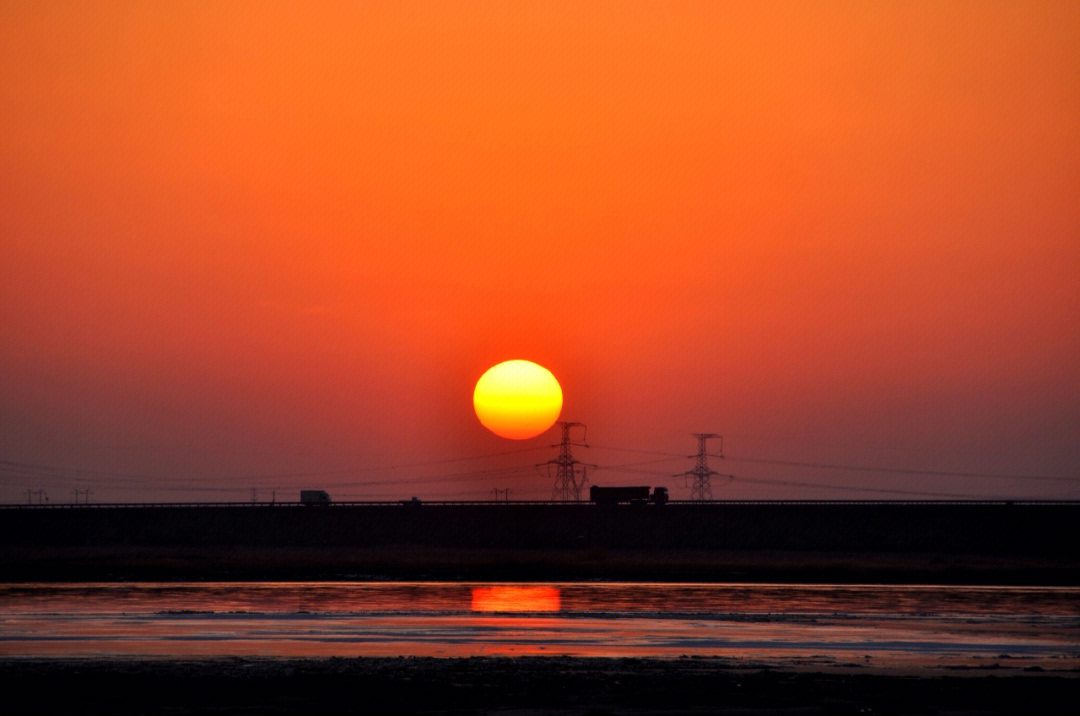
left=2, top=1, right=1077, bottom=502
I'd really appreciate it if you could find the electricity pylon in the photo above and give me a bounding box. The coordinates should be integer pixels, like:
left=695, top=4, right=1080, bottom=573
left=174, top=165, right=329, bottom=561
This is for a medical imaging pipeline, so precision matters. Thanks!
left=542, top=422, right=595, bottom=501
left=676, top=433, right=729, bottom=501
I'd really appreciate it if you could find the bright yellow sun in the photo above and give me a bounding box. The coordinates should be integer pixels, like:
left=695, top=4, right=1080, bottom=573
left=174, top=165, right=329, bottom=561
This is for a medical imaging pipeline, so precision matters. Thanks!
left=473, top=360, right=563, bottom=440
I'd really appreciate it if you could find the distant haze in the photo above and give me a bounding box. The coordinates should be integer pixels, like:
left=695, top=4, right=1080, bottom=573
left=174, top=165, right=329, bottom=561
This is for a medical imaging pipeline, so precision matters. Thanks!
left=2, top=2, right=1077, bottom=503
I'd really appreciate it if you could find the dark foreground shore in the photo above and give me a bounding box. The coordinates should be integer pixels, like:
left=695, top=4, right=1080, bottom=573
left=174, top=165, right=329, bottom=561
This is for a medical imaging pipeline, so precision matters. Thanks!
left=5, top=502, right=1078, bottom=584
left=3, top=657, right=1077, bottom=715
left=6, top=544, right=1080, bottom=584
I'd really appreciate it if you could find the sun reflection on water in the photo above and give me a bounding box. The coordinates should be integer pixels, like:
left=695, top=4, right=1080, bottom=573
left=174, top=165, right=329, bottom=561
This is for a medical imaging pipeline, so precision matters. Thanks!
left=470, top=586, right=561, bottom=612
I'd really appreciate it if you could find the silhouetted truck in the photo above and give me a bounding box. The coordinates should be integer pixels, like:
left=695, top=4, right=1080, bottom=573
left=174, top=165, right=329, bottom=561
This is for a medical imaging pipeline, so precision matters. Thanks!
left=590, top=486, right=668, bottom=505
left=300, top=490, right=331, bottom=505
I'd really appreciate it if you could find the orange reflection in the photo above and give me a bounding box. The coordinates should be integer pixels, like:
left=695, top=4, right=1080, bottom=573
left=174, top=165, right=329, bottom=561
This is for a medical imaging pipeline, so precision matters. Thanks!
left=470, top=586, right=561, bottom=613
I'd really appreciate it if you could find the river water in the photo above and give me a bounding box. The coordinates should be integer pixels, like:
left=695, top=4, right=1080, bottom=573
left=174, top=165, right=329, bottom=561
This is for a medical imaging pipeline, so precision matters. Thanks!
left=1, top=582, right=1077, bottom=670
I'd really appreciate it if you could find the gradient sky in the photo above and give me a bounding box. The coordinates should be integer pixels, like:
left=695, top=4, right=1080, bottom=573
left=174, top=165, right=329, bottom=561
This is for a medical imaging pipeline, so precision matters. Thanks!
left=2, top=1, right=1077, bottom=503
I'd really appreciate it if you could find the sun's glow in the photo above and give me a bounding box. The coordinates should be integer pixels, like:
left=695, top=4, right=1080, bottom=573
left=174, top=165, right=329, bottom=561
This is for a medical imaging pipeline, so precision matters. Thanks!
left=473, top=360, right=562, bottom=440
left=471, top=586, right=562, bottom=612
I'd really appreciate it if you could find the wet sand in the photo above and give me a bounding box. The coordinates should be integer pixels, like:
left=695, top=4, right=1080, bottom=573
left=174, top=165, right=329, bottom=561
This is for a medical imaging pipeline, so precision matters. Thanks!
left=3, top=656, right=1077, bottom=715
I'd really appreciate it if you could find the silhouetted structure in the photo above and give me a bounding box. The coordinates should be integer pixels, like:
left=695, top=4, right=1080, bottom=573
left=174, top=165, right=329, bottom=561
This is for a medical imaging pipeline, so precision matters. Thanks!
left=589, top=485, right=668, bottom=505
left=543, top=422, right=594, bottom=501
left=677, top=433, right=728, bottom=500
left=300, top=490, right=331, bottom=505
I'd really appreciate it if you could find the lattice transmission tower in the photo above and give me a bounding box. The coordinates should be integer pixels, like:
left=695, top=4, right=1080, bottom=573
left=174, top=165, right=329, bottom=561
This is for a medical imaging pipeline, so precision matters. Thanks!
left=541, top=422, right=595, bottom=501
left=676, top=433, right=730, bottom=501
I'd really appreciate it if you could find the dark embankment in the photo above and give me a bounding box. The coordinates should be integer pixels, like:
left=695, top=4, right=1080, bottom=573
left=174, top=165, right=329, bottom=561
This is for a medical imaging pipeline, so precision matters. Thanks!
left=2, top=502, right=1078, bottom=583
left=3, top=657, right=1078, bottom=716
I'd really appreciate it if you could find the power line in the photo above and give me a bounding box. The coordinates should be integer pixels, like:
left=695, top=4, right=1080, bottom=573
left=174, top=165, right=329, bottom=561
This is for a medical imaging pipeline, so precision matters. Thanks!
left=725, top=455, right=1080, bottom=484
left=569, top=446, right=1079, bottom=485
left=336, top=464, right=537, bottom=489
left=0, top=446, right=551, bottom=490
left=7, top=447, right=1073, bottom=488
left=591, top=445, right=686, bottom=458
left=595, top=457, right=682, bottom=478
left=730, top=474, right=988, bottom=500
left=223, top=445, right=551, bottom=481
left=4, top=440, right=1077, bottom=502
left=598, top=457, right=684, bottom=469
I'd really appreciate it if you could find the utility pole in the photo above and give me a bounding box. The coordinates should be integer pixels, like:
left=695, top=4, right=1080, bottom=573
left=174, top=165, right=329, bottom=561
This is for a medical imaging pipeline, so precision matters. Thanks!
left=676, top=433, right=730, bottom=501
left=492, top=488, right=511, bottom=502
left=542, top=422, right=595, bottom=501
left=24, top=489, right=48, bottom=504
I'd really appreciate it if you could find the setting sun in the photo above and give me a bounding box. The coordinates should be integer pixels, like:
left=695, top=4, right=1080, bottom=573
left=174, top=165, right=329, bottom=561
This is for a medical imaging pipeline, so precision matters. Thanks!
left=473, top=361, right=562, bottom=440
